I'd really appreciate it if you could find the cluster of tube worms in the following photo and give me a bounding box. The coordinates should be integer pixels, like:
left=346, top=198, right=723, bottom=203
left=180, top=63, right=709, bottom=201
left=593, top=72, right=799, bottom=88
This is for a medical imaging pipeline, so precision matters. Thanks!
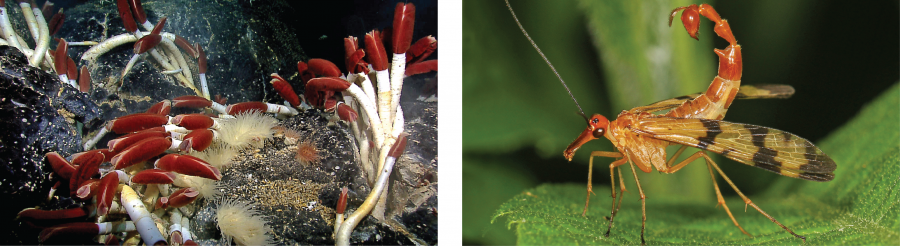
left=11, top=0, right=434, bottom=244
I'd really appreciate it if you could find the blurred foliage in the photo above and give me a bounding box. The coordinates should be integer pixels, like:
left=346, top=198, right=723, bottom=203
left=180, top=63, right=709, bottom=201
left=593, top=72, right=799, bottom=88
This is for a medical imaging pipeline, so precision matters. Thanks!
left=462, top=0, right=899, bottom=244
left=493, top=83, right=899, bottom=244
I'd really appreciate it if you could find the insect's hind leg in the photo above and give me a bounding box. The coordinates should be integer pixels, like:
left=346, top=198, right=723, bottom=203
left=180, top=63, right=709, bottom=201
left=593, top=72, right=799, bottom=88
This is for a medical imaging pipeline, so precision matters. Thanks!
left=699, top=151, right=752, bottom=237
left=702, top=153, right=807, bottom=242
left=583, top=151, right=625, bottom=217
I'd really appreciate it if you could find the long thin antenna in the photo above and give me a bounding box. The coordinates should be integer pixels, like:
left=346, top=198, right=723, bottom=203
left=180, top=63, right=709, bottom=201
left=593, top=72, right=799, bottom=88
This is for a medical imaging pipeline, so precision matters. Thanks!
left=505, top=0, right=587, bottom=121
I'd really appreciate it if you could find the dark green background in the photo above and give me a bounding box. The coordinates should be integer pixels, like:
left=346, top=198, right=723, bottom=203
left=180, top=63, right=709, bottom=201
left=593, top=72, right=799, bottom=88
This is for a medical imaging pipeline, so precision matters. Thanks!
left=462, top=0, right=898, bottom=244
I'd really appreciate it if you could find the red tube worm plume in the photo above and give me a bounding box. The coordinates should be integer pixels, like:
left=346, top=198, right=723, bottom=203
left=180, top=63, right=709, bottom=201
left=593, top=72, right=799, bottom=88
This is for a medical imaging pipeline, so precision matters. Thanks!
left=156, top=154, right=223, bottom=180
left=323, top=98, right=337, bottom=112
left=225, top=101, right=267, bottom=115
left=46, top=152, right=75, bottom=180
left=150, top=16, right=166, bottom=35
left=214, top=95, right=227, bottom=105
left=392, top=2, right=416, bottom=54
left=364, top=30, right=388, bottom=71
left=78, top=66, right=90, bottom=93
left=296, top=61, right=313, bottom=83
left=54, top=38, right=67, bottom=76
left=39, top=222, right=100, bottom=243
left=157, top=187, right=200, bottom=209
left=269, top=73, right=300, bottom=107
left=128, top=0, right=147, bottom=25
left=75, top=179, right=100, bottom=200
left=181, top=129, right=213, bottom=152
left=308, top=59, right=342, bottom=77
left=171, top=114, right=214, bottom=130
left=304, top=77, right=351, bottom=108
left=343, top=36, right=368, bottom=74
left=17, top=207, right=89, bottom=221
left=173, top=95, right=212, bottom=108
left=133, top=17, right=166, bottom=54
left=66, top=57, right=76, bottom=80
left=106, top=113, right=169, bottom=134
left=404, top=59, right=437, bottom=76
left=406, top=35, right=436, bottom=63
left=336, top=103, right=358, bottom=122
left=97, top=172, right=119, bottom=216
left=295, top=135, right=322, bottom=166
left=48, top=9, right=64, bottom=36
left=115, top=0, right=137, bottom=33
left=174, top=35, right=198, bottom=58
left=69, top=150, right=105, bottom=197
left=336, top=187, right=348, bottom=214
left=389, top=132, right=409, bottom=158
left=131, top=169, right=176, bottom=184
left=198, top=45, right=207, bottom=74
left=40, top=1, right=53, bottom=21
left=111, top=137, right=172, bottom=169
left=108, top=130, right=168, bottom=152
left=298, top=58, right=342, bottom=83
left=105, top=234, right=120, bottom=245
left=146, top=99, right=172, bottom=115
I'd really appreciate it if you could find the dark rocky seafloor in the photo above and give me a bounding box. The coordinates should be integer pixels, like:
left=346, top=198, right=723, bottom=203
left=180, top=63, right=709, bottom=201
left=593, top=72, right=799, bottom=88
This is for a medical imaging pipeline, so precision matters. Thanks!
left=2, top=0, right=437, bottom=244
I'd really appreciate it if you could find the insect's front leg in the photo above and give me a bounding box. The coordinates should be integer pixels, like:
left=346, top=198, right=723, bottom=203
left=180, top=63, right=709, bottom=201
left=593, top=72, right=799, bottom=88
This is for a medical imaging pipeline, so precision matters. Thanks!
left=626, top=161, right=647, bottom=245
left=584, top=151, right=625, bottom=217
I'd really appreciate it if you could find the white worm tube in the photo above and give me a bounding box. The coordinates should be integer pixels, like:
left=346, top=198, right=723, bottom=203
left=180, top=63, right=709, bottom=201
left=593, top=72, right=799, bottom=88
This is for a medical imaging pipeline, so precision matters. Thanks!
left=265, top=102, right=298, bottom=116
left=180, top=216, right=193, bottom=243
left=389, top=53, right=407, bottom=128
left=28, top=3, right=49, bottom=67
left=376, top=68, right=392, bottom=137
left=161, top=68, right=183, bottom=75
left=83, top=125, right=109, bottom=150
left=199, top=73, right=209, bottom=99
left=121, top=53, right=142, bottom=79
left=121, top=185, right=167, bottom=245
left=336, top=133, right=407, bottom=246
left=97, top=221, right=137, bottom=234
left=209, top=101, right=227, bottom=115
left=159, top=38, right=194, bottom=87
left=18, top=2, right=38, bottom=43
left=0, top=7, right=22, bottom=50
left=345, top=84, right=385, bottom=148
left=361, top=71, right=379, bottom=107
left=67, top=41, right=99, bottom=46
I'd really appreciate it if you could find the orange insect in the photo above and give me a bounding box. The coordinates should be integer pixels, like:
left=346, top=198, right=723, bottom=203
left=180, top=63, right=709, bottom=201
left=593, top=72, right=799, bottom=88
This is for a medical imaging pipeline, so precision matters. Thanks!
left=506, top=1, right=836, bottom=244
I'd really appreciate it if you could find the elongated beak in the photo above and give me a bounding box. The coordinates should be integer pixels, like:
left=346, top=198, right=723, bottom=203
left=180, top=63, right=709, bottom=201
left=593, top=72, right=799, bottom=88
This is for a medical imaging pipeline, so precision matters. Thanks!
left=564, top=126, right=597, bottom=161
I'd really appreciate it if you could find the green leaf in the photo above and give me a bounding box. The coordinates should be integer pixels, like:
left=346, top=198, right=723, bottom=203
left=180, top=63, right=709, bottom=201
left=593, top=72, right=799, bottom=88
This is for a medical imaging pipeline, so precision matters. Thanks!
left=492, top=83, right=900, bottom=244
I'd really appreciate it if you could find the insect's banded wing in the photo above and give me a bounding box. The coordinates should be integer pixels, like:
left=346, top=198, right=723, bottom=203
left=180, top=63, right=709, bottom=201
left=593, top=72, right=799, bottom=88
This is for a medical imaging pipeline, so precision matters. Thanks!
left=735, top=84, right=795, bottom=99
left=635, top=117, right=836, bottom=181
left=630, top=85, right=795, bottom=113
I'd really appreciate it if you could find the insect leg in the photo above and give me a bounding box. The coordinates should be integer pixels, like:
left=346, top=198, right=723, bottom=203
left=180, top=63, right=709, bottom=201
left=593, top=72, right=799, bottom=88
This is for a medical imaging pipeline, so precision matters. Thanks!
left=703, top=153, right=807, bottom=242
left=584, top=151, right=624, bottom=217
left=605, top=166, right=626, bottom=238
left=661, top=146, right=704, bottom=173
left=665, top=145, right=689, bottom=168
left=702, top=151, right=752, bottom=237
left=627, top=162, right=647, bottom=245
